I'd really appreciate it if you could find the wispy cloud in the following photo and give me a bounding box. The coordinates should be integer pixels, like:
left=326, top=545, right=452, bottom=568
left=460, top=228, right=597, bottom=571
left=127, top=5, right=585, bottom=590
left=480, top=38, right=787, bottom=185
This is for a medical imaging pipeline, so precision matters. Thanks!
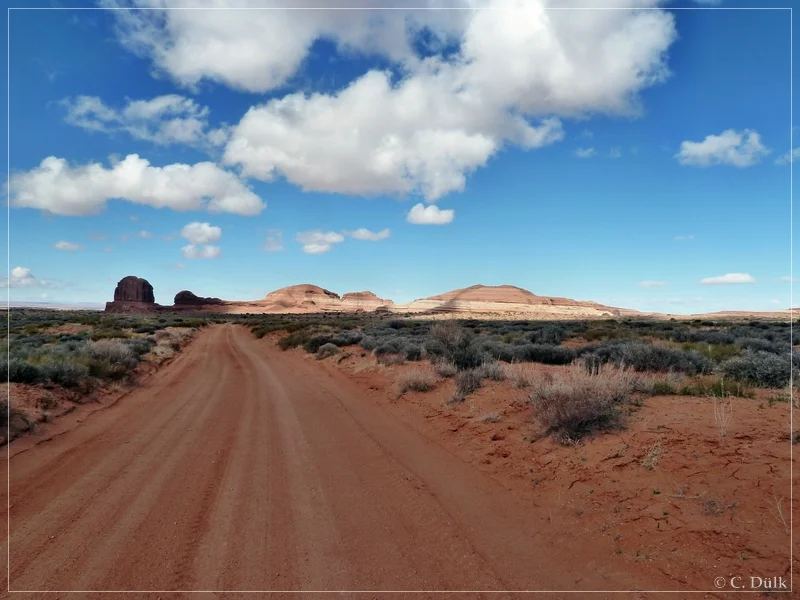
left=674, top=234, right=694, bottom=241
left=262, top=229, right=284, bottom=252
left=608, top=147, right=622, bottom=159
left=348, top=228, right=391, bottom=242
left=53, top=241, right=82, bottom=252
left=638, top=281, right=666, bottom=288
left=699, top=273, right=756, bottom=285
left=574, top=147, right=596, bottom=158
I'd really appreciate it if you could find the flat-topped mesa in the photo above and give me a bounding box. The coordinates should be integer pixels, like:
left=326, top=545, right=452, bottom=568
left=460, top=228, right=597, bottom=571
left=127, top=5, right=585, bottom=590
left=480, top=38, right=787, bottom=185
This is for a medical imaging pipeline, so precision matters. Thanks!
left=105, top=276, right=162, bottom=313
left=173, top=290, right=224, bottom=306
left=341, top=291, right=395, bottom=305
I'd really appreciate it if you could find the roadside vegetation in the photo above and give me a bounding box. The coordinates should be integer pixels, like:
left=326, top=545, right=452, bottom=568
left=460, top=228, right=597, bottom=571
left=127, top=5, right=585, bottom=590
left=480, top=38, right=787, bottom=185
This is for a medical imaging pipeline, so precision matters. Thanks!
left=5, top=309, right=797, bottom=445
left=249, top=313, right=798, bottom=443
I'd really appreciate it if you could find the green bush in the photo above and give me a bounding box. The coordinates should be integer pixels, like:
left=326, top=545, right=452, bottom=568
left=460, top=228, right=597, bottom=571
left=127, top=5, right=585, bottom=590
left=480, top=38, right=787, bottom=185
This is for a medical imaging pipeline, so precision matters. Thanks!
left=42, top=361, right=90, bottom=387
left=721, top=351, right=793, bottom=388
left=514, top=344, right=576, bottom=365
left=4, top=358, right=44, bottom=384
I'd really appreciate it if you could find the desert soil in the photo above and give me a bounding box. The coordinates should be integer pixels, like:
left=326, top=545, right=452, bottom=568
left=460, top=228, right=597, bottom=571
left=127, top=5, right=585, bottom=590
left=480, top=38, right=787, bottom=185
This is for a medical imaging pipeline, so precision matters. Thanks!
left=2, top=324, right=794, bottom=598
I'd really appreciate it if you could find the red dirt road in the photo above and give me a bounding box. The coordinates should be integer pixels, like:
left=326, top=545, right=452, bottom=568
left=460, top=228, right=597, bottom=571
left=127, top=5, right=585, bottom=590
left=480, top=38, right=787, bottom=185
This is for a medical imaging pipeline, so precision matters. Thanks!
left=5, top=325, right=687, bottom=594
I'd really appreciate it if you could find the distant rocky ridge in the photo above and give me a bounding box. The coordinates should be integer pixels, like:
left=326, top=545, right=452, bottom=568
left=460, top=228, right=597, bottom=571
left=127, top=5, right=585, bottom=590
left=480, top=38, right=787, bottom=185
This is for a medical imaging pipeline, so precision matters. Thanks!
left=103, top=278, right=640, bottom=319
left=174, top=290, right=224, bottom=306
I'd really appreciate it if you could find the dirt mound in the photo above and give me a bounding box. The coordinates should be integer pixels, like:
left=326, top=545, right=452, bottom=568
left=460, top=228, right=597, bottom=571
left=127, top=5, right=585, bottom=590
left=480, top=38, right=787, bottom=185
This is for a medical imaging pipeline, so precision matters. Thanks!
left=173, top=290, right=224, bottom=306
left=400, top=284, right=627, bottom=318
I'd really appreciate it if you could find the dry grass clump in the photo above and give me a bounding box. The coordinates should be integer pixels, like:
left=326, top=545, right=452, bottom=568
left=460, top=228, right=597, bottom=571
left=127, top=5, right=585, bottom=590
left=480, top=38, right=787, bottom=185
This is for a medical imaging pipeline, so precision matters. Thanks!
left=316, top=343, right=340, bottom=359
left=395, top=368, right=437, bottom=397
left=640, top=438, right=664, bottom=470
left=450, top=369, right=483, bottom=403
left=529, top=364, right=637, bottom=443
left=434, top=361, right=458, bottom=378
left=479, top=412, right=502, bottom=423
left=478, top=360, right=507, bottom=381
left=377, top=352, right=406, bottom=366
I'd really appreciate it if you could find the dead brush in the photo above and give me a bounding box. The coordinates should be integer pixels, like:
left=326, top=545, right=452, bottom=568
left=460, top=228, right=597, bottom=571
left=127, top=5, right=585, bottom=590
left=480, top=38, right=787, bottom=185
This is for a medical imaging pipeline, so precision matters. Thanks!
left=640, top=438, right=664, bottom=470
left=395, top=369, right=437, bottom=398
left=529, top=364, right=637, bottom=443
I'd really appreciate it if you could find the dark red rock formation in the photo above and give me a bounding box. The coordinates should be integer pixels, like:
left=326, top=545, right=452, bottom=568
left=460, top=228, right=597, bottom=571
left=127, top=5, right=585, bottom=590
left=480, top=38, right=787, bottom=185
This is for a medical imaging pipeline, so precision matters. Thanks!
left=113, top=276, right=155, bottom=303
left=174, top=290, right=224, bottom=306
left=105, top=275, right=161, bottom=312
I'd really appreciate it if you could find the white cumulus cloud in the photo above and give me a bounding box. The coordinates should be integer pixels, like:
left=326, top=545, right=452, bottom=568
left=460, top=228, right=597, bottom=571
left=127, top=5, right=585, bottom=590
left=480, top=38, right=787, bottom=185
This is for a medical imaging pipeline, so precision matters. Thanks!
left=5, top=266, right=52, bottom=288
left=407, top=203, right=454, bottom=225
left=699, top=273, right=756, bottom=285
left=296, top=230, right=345, bottom=254
left=676, top=129, right=769, bottom=167
left=61, top=94, right=228, bottom=148
left=9, top=154, right=264, bottom=216
left=137, top=0, right=680, bottom=201
left=53, top=241, right=82, bottom=252
left=348, top=228, right=391, bottom=241
left=180, top=222, right=222, bottom=245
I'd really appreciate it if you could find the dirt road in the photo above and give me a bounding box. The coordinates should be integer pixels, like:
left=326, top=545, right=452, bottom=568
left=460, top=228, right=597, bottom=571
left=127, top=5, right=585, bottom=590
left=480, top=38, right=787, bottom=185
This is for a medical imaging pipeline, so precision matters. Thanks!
left=5, top=324, right=671, bottom=594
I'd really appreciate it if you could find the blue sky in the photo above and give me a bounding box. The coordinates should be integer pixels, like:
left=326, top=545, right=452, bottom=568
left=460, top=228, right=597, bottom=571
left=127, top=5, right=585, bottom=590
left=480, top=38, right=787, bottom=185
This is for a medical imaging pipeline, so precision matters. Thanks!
left=1, top=0, right=796, bottom=314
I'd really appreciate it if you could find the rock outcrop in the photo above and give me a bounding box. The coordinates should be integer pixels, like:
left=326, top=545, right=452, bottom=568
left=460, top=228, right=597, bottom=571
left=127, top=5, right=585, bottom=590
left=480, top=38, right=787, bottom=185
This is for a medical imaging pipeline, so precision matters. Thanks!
left=105, top=276, right=160, bottom=312
left=113, top=276, right=155, bottom=303
left=174, top=290, right=224, bottom=306
left=340, top=291, right=395, bottom=311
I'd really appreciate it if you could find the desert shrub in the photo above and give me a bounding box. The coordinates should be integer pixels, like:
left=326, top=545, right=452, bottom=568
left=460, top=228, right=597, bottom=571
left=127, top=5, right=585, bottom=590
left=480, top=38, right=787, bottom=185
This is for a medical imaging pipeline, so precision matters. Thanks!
left=735, top=337, right=787, bottom=355
left=316, top=343, right=340, bottom=360
left=396, top=369, right=437, bottom=395
left=478, top=360, right=506, bottom=381
left=679, top=376, right=754, bottom=398
left=359, top=336, right=378, bottom=351
left=580, top=340, right=712, bottom=375
left=422, top=338, right=449, bottom=359
left=451, top=369, right=483, bottom=402
left=434, top=361, right=458, bottom=378
left=451, top=342, right=486, bottom=371
left=514, top=344, right=576, bottom=365
left=42, top=360, right=90, bottom=387
left=675, top=342, right=741, bottom=362
left=720, top=351, right=793, bottom=388
left=377, top=352, right=406, bottom=366
left=89, top=328, right=131, bottom=341
left=528, top=325, right=567, bottom=345
left=125, top=338, right=156, bottom=357
left=304, top=334, right=334, bottom=353
left=482, top=341, right=516, bottom=363
left=430, top=321, right=471, bottom=353
left=330, top=330, right=363, bottom=347
left=4, top=358, right=44, bottom=384
left=402, top=344, right=424, bottom=361
left=87, top=340, right=135, bottom=364
left=375, top=340, right=404, bottom=356
left=529, top=366, right=635, bottom=443
left=279, top=330, right=313, bottom=350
